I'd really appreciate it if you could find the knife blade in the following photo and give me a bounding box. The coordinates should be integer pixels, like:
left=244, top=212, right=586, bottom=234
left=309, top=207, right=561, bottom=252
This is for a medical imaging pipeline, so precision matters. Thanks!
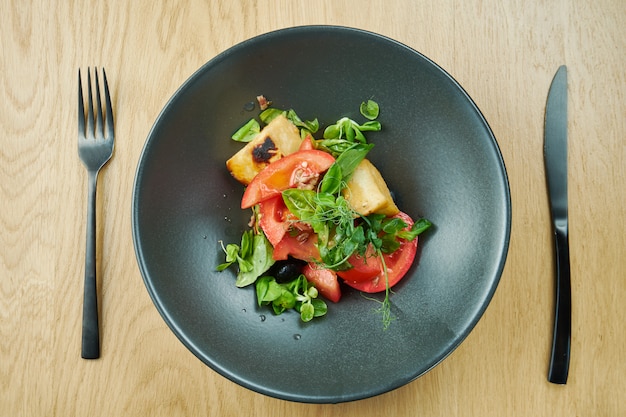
left=544, top=65, right=571, bottom=384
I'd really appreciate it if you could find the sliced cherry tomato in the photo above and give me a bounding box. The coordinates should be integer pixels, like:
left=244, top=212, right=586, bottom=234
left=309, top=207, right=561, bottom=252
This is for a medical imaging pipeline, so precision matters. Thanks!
left=336, top=243, right=382, bottom=283
left=342, top=212, right=418, bottom=293
left=302, top=263, right=341, bottom=303
left=241, top=149, right=335, bottom=209
left=298, top=134, right=315, bottom=151
left=258, top=195, right=320, bottom=262
left=258, top=195, right=291, bottom=246
left=272, top=230, right=320, bottom=262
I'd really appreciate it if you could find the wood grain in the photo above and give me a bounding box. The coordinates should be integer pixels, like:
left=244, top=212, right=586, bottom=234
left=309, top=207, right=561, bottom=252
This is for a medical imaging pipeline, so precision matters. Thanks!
left=1, top=0, right=624, bottom=416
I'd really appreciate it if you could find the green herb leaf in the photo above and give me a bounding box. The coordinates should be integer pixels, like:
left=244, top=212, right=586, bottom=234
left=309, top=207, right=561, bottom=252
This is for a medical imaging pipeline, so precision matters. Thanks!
left=231, top=118, right=260, bottom=142
left=237, top=258, right=254, bottom=273
left=255, top=276, right=273, bottom=305
left=259, top=107, right=319, bottom=135
left=272, top=303, right=286, bottom=315
left=259, top=108, right=285, bottom=124
left=311, top=298, right=328, bottom=317
left=282, top=189, right=317, bottom=222
left=357, top=120, right=381, bottom=132
left=235, top=232, right=275, bottom=287
left=323, top=123, right=342, bottom=140
left=321, top=105, right=382, bottom=158
left=353, top=128, right=367, bottom=143
left=316, top=138, right=357, bottom=156
left=380, top=234, right=401, bottom=253
left=307, top=286, right=319, bottom=299
left=382, top=217, right=408, bottom=234
left=345, top=123, right=356, bottom=142
left=397, top=218, right=432, bottom=241
left=274, top=288, right=296, bottom=309
left=240, top=230, right=253, bottom=259
left=216, top=242, right=240, bottom=271
left=286, top=109, right=319, bottom=133
left=334, top=144, right=373, bottom=182
left=253, top=273, right=328, bottom=322
left=319, top=163, right=343, bottom=195
left=216, top=262, right=232, bottom=272
left=319, top=144, right=374, bottom=194
left=360, top=100, right=380, bottom=120
left=300, top=302, right=315, bottom=322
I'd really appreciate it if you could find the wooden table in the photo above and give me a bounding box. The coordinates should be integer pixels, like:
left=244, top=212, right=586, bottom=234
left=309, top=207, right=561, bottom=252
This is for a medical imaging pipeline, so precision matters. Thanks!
left=2, top=1, right=624, bottom=415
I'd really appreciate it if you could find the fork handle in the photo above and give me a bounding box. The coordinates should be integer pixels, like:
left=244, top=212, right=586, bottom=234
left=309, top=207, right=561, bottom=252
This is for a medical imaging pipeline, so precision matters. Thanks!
left=82, top=170, right=100, bottom=359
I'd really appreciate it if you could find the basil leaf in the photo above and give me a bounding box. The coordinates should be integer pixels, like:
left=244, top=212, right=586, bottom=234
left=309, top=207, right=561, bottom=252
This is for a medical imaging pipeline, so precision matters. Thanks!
left=231, top=118, right=260, bottom=142
left=282, top=189, right=317, bottom=221
left=318, top=144, right=372, bottom=196
left=335, top=144, right=373, bottom=181
left=360, top=100, right=380, bottom=120
left=319, top=163, right=343, bottom=195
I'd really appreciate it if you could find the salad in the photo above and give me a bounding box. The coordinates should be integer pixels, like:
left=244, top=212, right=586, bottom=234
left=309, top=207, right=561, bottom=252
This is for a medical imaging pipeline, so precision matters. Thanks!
left=218, top=97, right=431, bottom=328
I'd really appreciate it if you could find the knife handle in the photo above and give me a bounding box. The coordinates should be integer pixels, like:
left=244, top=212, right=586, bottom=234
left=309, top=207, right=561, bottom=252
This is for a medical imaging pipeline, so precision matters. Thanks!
left=548, top=226, right=571, bottom=384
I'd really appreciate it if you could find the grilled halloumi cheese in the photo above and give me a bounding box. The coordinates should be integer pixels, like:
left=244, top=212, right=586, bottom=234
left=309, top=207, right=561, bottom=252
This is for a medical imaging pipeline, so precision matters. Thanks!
left=343, top=159, right=399, bottom=216
left=226, top=115, right=302, bottom=185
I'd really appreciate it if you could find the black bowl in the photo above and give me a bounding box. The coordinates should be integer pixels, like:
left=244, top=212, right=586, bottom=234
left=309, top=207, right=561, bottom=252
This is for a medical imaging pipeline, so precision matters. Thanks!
left=132, top=25, right=511, bottom=403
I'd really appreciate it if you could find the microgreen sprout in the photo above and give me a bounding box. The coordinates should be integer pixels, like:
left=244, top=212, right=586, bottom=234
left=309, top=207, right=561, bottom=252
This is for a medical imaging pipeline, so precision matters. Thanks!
left=256, top=275, right=327, bottom=322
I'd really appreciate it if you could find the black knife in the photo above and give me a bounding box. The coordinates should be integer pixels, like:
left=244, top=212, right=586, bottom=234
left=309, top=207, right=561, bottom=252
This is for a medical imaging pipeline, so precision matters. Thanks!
left=544, top=65, right=571, bottom=384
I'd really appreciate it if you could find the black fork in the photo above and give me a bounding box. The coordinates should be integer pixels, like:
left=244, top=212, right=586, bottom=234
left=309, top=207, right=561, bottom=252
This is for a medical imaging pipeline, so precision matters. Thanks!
left=77, top=68, right=114, bottom=359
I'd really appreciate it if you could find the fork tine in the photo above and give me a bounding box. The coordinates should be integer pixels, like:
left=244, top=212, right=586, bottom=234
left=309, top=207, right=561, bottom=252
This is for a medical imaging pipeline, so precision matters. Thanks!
left=78, top=69, right=85, bottom=138
left=94, top=68, right=105, bottom=139
left=102, top=68, right=114, bottom=139
left=87, top=68, right=95, bottom=139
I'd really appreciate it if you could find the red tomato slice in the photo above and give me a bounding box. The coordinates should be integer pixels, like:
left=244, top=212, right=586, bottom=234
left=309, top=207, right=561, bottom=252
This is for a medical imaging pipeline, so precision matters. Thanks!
left=342, top=212, right=418, bottom=293
left=302, top=263, right=341, bottom=303
left=258, top=195, right=320, bottom=261
left=258, top=196, right=291, bottom=246
left=298, top=134, right=315, bottom=151
left=336, top=244, right=382, bottom=283
left=241, top=149, right=335, bottom=209
left=272, top=231, right=321, bottom=262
